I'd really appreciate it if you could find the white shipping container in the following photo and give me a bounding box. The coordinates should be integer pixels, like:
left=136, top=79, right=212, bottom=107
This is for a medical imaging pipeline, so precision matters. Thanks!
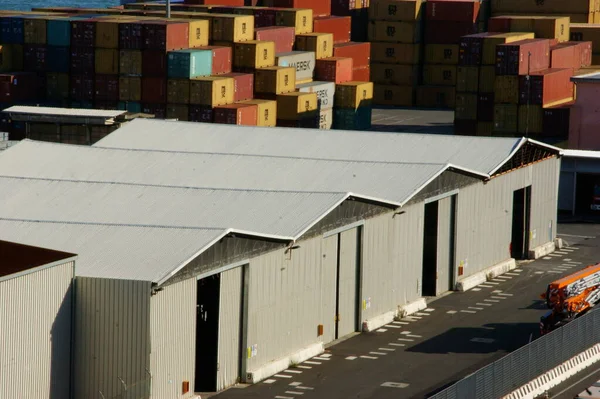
left=276, top=51, right=316, bottom=82
left=297, top=81, right=335, bottom=110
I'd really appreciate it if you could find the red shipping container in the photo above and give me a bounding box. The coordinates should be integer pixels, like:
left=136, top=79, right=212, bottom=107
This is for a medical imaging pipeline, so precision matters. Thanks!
left=518, top=68, right=574, bottom=107
left=0, top=72, right=38, bottom=103
left=255, top=26, right=295, bottom=54
left=71, top=19, right=96, bottom=48
left=315, top=57, right=353, bottom=83
left=142, top=77, right=167, bottom=104
left=265, top=0, right=330, bottom=17
left=119, top=22, right=144, bottom=50
left=95, top=74, right=119, bottom=102
left=194, top=46, right=232, bottom=75
left=426, top=0, right=481, bottom=23
left=71, top=46, right=95, bottom=74
left=476, top=92, right=494, bottom=122
left=214, top=103, right=258, bottom=125
left=543, top=101, right=573, bottom=137
left=313, top=16, right=351, bottom=44
left=352, top=66, right=370, bottom=81
left=142, top=103, right=166, bottom=118
left=459, top=32, right=496, bottom=66
left=425, top=21, right=478, bottom=45
left=142, top=21, right=190, bottom=51
left=496, top=39, right=550, bottom=76
left=333, top=42, right=370, bottom=68
left=70, top=74, right=94, bottom=101
left=189, top=105, right=214, bottom=122
left=142, top=50, right=168, bottom=77
left=487, top=17, right=510, bottom=32
left=222, top=72, right=254, bottom=101
left=575, top=41, right=592, bottom=67
left=24, top=45, right=47, bottom=72
left=551, top=43, right=582, bottom=70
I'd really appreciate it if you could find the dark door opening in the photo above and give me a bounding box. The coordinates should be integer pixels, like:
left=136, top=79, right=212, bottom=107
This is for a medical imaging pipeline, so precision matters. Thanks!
left=195, top=274, right=221, bottom=393
left=447, top=195, right=457, bottom=292
left=334, top=227, right=362, bottom=340
left=511, top=186, right=532, bottom=259
left=422, top=201, right=439, bottom=297
left=575, top=173, right=600, bottom=215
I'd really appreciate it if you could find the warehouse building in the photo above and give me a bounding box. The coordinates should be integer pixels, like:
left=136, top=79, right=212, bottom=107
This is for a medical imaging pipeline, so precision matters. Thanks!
left=558, top=149, right=600, bottom=217
left=0, top=240, right=76, bottom=399
left=0, top=122, right=561, bottom=398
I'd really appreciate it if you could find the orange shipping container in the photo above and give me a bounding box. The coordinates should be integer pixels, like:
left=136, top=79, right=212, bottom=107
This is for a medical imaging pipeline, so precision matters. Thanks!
left=241, top=99, right=277, bottom=126
left=315, top=57, right=353, bottom=83
left=255, top=66, right=297, bottom=94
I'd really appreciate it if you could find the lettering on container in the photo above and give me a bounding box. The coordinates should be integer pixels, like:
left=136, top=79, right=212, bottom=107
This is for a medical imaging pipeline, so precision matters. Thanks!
left=221, top=86, right=226, bottom=98
left=362, top=89, right=367, bottom=99
left=302, top=16, right=307, bottom=27
left=242, top=23, right=247, bottom=34
left=195, top=28, right=201, bottom=40
left=323, top=41, right=328, bottom=53
left=385, top=47, right=395, bottom=57
left=284, top=75, right=289, bottom=86
left=304, top=100, right=310, bottom=111
left=443, top=70, right=452, bottom=80
left=263, top=49, right=268, bottom=60
left=264, top=109, right=269, bottom=121
left=387, top=5, right=397, bottom=16
left=384, top=89, right=393, bottom=100
left=386, top=26, right=396, bottom=37
left=315, top=89, right=329, bottom=106
left=444, top=49, right=453, bottom=59
left=385, top=68, right=394, bottom=78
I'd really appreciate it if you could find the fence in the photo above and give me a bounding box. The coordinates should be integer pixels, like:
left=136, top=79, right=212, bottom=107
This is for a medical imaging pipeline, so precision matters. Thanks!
left=429, top=308, right=600, bottom=399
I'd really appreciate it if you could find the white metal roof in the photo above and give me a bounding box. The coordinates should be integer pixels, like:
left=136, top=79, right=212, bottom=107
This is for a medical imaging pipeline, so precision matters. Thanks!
left=561, top=149, right=600, bottom=159
left=95, top=118, right=545, bottom=175
left=0, top=140, right=485, bottom=205
left=3, top=106, right=126, bottom=119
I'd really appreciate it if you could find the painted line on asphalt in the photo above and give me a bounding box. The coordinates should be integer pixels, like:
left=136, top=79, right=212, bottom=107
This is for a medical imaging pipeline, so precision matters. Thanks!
left=403, top=317, right=419, bottom=321
left=264, top=379, right=276, bottom=384
left=398, top=338, right=414, bottom=342
left=492, top=290, right=503, bottom=293
left=303, top=361, right=321, bottom=365
left=514, top=269, right=523, bottom=272
left=548, top=254, right=562, bottom=257
left=360, top=355, right=377, bottom=359
left=471, top=288, right=482, bottom=291
left=567, top=261, right=583, bottom=264
left=486, top=282, right=500, bottom=285
left=389, top=343, right=405, bottom=347
left=381, top=382, right=410, bottom=388
left=401, top=331, right=412, bottom=335
left=376, top=329, right=388, bottom=332
left=275, top=396, right=293, bottom=399
left=447, top=310, right=458, bottom=314
left=275, top=374, right=293, bottom=378
left=547, top=271, right=562, bottom=274
left=408, top=316, right=422, bottom=320
left=477, top=302, right=493, bottom=306
left=393, top=321, right=409, bottom=325
left=386, top=324, right=402, bottom=328
left=379, top=347, right=396, bottom=351
left=485, top=299, right=499, bottom=303
left=415, top=312, right=430, bottom=316
left=535, top=271, right=545, bottom=274
left=284, top=370, right=302, bottom=374
left=425, top=308, right=435, bottom=312
left=461, top=310, right=476, bottom=313
left=297, top=387, right=314, bottom=391
left=469, top=307, right=484, bottom=310
left=471, top=337, right=495, bottom=344
left=478, top=284, right=494, bottom=288
left=320, top=353, right=332, bottom=358
left=370, top=351, right=387, bottom=355
left=297, top=365, right=312, bottom=369
left=313, top=357, right=330, bottom=361
left=495, top=276, right=511, bottom=279
left=290, top=382, right=302, bottom=386
left=543, top=257, right=552, bottom=260
left=558, top=234, right=595, bottom=239
left=491, top=296, right=507, bottom=300
left=345, top=356, right=357, bottom=360
left=285, top=391, right=303, bottom=395
left=407, top=334, right=422, bottom=338
left=498, top=293, right=513, bottom=296
left=505, top=272, right=520, bottom=276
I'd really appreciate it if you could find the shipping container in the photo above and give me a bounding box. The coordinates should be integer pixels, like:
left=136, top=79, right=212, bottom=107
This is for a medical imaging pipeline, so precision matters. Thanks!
left=481, top=32, right=536, bottom=65
left=495, top=75, right=519, bottom=103
left=117, top=101, right=142, bottom=113
left=0, top=16, right=25, bottom=44
left=211, top=14, right=254, bottom=43
left=333, top=41, right=370, bottom=68
left=350, top=8, right=369, bottom=42
left=214, top=103, right=259, bottom=125
left=543, top=102, right=573, bottom=137
left=142, top=103, right=166, bottom=118
left=95, top=18, right=124, bottom=48
left=255, top=66, right=296, bottom=94
left=71, top=46, right=95, bottom=74
left=315, top=107, right=333, bottom=129
left=168, top=49, right=213, bottom=79
left=368, top=0, right=423, bottom=22
left=46, top=45, right=70, bottom=73
left=370, top=42, right=420, bottom=64
left=488, top=16, right=570, bottom=43
left=416, top=85, right=456, bottom=108
left=71, top=18, right=95, bottom=48
left=368, top=20, right=421, bottom=43
left=295, top=32, right=333, bottom=59
left=332, top=106, right=371, bottom=130
left=353, top=66, right=370, bottom=81
left=373, top=84, right=414, bottom=106
left=24, top=17, right=47, bottom=44
left=372, top=63, right=419, bottom=86
left=190, top=76, right=235, bottom=106
left=119, top=21, right=144, bottom=49
left=70, top=73, right=94, bottom=101
left=0, top=72, right=36, bottom=102
left=95, top=74, right=119, bottom=102
left=255, top=26, right=295, bottom=53
left=455, top=92, right=477, bottom=120
left=46, top=72, right=69, bottom=101
left=166, top=104, right=190, bottom=121
left=478, top=65, right=495, bottom=92
left=493, top=103, right=518, bottom=133
left=276, top=91, right=318, bottom=119
left=477, top=92, right=494, bottom=121
left=167, top=79, right=191, bottom=104
left=313, top=16, right=351, bottom=44
left=297, top=80, right=335, bottom=109
left=193, top=46, right=232, bottom=75
left=47, top=17, right=72, bottom=47
left=188, top=104, right=214, bottom=122
left=576, top=41, right=593, bottom=67
left=266, top=0, right=329, bottom=18
left=0, top=44, right=23, bottom=73
left=235, top=7, right=278, bottom=28
left=276, top=8, right=313, bottom=34
left=222, top=72, right=254, bottom=101
left=518, top=68, right=574, bottom=107
left=119, top=50, right=142, bottom=76
left=334, top=81, right=373, bottom=109
left=276, top=51, right=315, bottom=82
left=95, top=48, right=119, bottom=75
left=141, top=76, right=167, bottom=103
left=315, top=57, right=353, bottom=83
left=119, top=76, right=142, bottom=102
left=456, top=66, right=479, bottom=93
left=426, top=0, right=481, bottom=23
left=234, top=40, right=275, bottom=69
left=241, top=98, right=277, bottom=126
left=454, top=119, right=477, bottom=135
left=517, top=104, right=543, bottom=134
left=496, top=39, right=551, bottom=76
left=425, top=44, right=459, bottom=65
left=142, top=21, right=189, bottom=51
left=458, top=32, right=494, bottom=66
left=24, top=44, right=47, bottom=72
left=423, top=65, right=456, bottom=86
left=425, top=20, right=477, bottom=44
left=142, top=50, right=167, bottom=77
left=491, top=0, right=593, bottom=15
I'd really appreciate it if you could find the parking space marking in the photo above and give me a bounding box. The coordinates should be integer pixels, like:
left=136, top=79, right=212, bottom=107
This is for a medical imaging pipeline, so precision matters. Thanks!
left=505, top=272, right=520, bottom=276
left=407, top=334, right=422, bottom=338
left=313, top=357, right=330, bottom=361
left=403, top=317, right=419, bottom=321
left=555, top=251, right=568, bottom=254
left=370, top=351, right=387, bottom=356
left=469, top=307, right=484, bottom=310
left=275, top=396, right=293, bottom=399
left=303, top=361, right=321, bottom=365
left=320, top=353, right=332, bottom=358
left=401, top=331, right=412, bottom=335
left=408, top=316, right=422, bottom=320
left=285, top=391, right=303, bottom=395
left=514, top=269, right=523, bottom=272
left=535, top=271, right=545, bottom=274
left=398, top=338, right=414, bottom=342
left=290, top=382, right=302, bottom=386
left=548, top=254, right=562, bottom=257
left=567, top=261, right=583, bottom=264
left=379, top=347, right=396, bottom=351
left=486, top=282, right=500, bottom=285
left=479, top=284, right=494, bottom=288
left=447, top=310, right=458, bottom=314
left=461, top=310, right=476, bottom=313
left=485, top=299, right=499, bottom=303
left=386, top=324, right=402, bottom=328
left=498, top=293, right=513, bottom=296
left=376, top=329, right=388, bottom=332
left=491, top=296, right=507, bottom=300
left=495, top=276, right=511, bottom=280
left=543, top=257, right=552, bottom=260
left=360, top=355, right=377, bottom=359
left=297, top=365, right=312, bottom=369
left=492, top=290, right=503, bottom=293
left=564, top=258, right=572, bottom=261
left=393, top=321, right=409, bottom=325
left=548, top=271, right=562, bottom=274
left=381, top=382, right=410, bottom=388
left=297, top=387, right=314, bottom=391
left=389, top=343, right=405, bottom=347
left=425, top=308, right=435, bottom=312
left=471, top=288, right=482, bottom=291
left=264, top=379, right=276, bottom=384
left=415, top=312, right=430, bottom=316
left=477, top=302, right=492, bottom=306
left=275, top=374, right=293, bottom=378
left=345, top=356, right=357, bottom=360
left=284, top=370, right=302, bottom=374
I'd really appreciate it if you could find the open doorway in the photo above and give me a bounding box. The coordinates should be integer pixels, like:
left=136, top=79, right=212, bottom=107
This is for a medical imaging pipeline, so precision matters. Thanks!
left=511, top=186, right=532, bottom=259
left=195, top=274, right=221, bottom=393
left=335, top=226, right=362, bottom=340
left=422, top=201, right=439, bottom=297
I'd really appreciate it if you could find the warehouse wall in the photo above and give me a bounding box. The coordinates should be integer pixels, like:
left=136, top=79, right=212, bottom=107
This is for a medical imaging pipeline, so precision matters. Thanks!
left=150, top=278, right=196, bottom=399
left=0, top=259, right=74, bottom=399
left=74, top=277, right=151, bottom=399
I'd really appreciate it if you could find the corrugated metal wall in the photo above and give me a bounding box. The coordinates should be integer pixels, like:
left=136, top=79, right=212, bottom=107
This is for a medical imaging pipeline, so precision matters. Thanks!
left=337, top=228, right=360, bottom=338
left=74, top=277, right=151, bottom=399
left=0, top=260, right=73, bottom=399
left=217, top=267, right=244, bottom=391
left=150, top=278, right=196, bottom=399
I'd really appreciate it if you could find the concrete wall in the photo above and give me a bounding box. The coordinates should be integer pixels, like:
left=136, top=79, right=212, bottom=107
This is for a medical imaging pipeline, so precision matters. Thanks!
left=569, top=82, right=600, bottom=150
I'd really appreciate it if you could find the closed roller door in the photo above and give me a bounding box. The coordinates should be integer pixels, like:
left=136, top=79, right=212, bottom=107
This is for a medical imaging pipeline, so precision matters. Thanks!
left=336, top=227, right=360, bottom=339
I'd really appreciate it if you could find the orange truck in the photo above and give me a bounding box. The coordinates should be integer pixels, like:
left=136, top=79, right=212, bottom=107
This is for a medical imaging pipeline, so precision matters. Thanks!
left=540, top=263, right=600, bottom=334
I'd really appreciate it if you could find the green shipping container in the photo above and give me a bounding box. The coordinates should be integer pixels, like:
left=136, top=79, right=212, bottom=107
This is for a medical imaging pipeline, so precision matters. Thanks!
left=118, top=101, right=142, bottom=113
left=167, top=49, right=213, bottom=79
left=332, top=106, right=372, bottom=130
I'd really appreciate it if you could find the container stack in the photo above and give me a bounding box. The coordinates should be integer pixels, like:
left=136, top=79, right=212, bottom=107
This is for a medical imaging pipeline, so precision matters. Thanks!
left=369, top=0, right=424, bottom=107
left=490, top=0, right=599, bottom=24
left=570, top=23, right=600, bottom=65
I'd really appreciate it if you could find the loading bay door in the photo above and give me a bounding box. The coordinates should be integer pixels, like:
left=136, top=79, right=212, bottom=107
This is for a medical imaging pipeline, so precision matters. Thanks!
left=335, top=227, right=362, bottom=339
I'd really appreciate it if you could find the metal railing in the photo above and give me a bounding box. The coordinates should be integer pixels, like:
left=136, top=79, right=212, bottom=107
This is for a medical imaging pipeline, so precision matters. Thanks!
left=429, top=309, right=600, bottom=399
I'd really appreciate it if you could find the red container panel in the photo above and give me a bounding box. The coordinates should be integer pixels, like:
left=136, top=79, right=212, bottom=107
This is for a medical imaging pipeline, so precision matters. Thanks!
left=576, top=41, right=592, bottom=67
left=142, top=21, right=190, bottom=51
left=119, top=22, right=144, bottom=50
left=71, top=19, right=96, bottom=48
left=214, top=103, right=258, bottom=125
left=518, top=68, right=574, bottom=107
left=425, top=21, right=478, bottom=45
left=266, top=0, right=330, bottom=17
left=142, top=50, right=168, bottom=77
left=142, top=76, right=167, bottom=104
left=222, top=72, right=254, bottom=101
left=496, top=39, right=550, bottom=76
left=315, top=57, right=353, bottom=83
left=487, top=17, right=510, bottom=33
left=24, top=45, right=47, bottom=72
left=142, top=103, right=166, bottom=118
left=95, top=74, right=119, bottom=102
left=352, top=66, right=370, bottom=81
left=255, top=26, right=295, bottom=54
left=194, top=46, right=232, bottom=75
left=313, top=16, right=351, bottom=44
left=333, top=42, right=370, bottom=68
left=71, top=46, right=95, bottom=74
left=426, top=0, right=481, bottom=23
left=70, top=74, right=94, bottom=101
left=331, top=0, right=358, bottom=16
left=543, top=102, right=573, bottom=137
left=550, top=43, right=582, bottom=70
left=0, top=72, right=38, bottom=102
left=189, top=105, right=214, bottom=122
left=477, top=92, right=494, bottom=122
left=459, top=32, right=496, bottom=66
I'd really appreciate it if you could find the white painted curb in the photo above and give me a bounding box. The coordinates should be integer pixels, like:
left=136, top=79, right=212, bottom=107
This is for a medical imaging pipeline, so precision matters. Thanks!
left=361, top=298, right=427, bottom=332
left=502, top=343, right=600, bottom=399
left=529, top=240, right=556, bottom=259
left=456, top=258, right=516, bottom=292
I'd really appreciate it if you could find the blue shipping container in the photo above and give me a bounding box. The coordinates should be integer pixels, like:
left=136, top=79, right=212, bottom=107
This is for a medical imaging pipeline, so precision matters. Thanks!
left=47, top=18, right=72, bottom=47
left=167, top=49, right=212, bottom=79
left=47, top=46, right=70, bottom=73
left=332, top=106, right=372, bottom=131
left=0, top=16, right=25, bottom=44
left=118, top=101, right=142, bottom=113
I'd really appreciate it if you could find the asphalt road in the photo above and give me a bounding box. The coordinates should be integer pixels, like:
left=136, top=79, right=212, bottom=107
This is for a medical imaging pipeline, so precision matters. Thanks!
left=211, top=223, right=600, bottom=399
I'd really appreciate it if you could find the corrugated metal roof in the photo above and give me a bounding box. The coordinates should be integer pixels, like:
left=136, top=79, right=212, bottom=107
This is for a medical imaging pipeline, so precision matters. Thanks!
left=3, top=106, right=126, bottom=118
left=0, top=141, right=480, bottom=205
left=562, top=149, right=600, bottom=159
left=95, top=118, right=525, bottom=174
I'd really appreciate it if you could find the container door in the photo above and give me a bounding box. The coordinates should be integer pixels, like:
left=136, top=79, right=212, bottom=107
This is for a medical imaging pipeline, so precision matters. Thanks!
left=336, top=227, right=361, bottom=339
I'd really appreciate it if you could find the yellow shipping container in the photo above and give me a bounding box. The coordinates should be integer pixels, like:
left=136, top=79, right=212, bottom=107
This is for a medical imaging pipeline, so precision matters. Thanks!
left=255, top=66, right=296, bottom=94
left=493, top=104, right=518, bottom=134
left=0, top=44, right=23, bottom=72
left=423, top=65, right=457, bottom=86
left=478, top=66, right=496, bottom=93
left=119, top=50, right=143, bottom=76
left=295, top=33, right=333, bottom=59
left=373, top=84, right=414, bottom=106
left=95, top=48, right=119, bottom=75
left=242, top=99, right=277, bottom=127
left=276, top=8, right=313, bottom=34
left=96, top=19, right=126, bottom=49
left=494, top=75, right=519, bottom=104
left=166, top=104, right=190, bottom=121
left=369, top=0, right=423, bottom=21
left=368, top=21, right=421, bottom=43
left=456, top=66, right=479, bottom=93
left=455, top=93, right=478, bottom=120
left=168, top=79, right=191, bottom=104
left=477, top=122, right=494, bottom=136
left=491, top=0, right=593, bottom=14
left=507, top=16, right=570, bottom=43
left=482, top=32, right=535, bottom=65
left=335, top=82, right=374, bottom=109
left=119, top=76, right=142, bottom=102
left=23, top=18, right=46, bottom=44
left=518, top=105, right=544, bottom=134
left=234, top=40, right=276, bottom=69
left=276, top=92, right=318, bottom=120
left=211, top=14, right=254, bottom=43
left=190, top=76, right=235, bottom=106
left=424, top=44, right=459, bottom=65
left=371, top=63, right=419, bottom=86
left=492, top=12, right=592, bottom=23
left=187, top=19, right=210, bottom=48
left=371, top=43, right=420, bottom=64
left=416, top=85, right=456, bottom=108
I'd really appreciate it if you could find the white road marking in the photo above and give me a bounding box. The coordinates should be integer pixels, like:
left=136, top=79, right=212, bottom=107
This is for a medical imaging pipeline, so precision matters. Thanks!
left=303, top=361, right=321, bottom=365
left=381, top=382, right=409, bottom=388
left=492, top=290, right=503, bottom=293
left=543, top=257, right=552, bottom=260
left=471, top=288, right=482, bottom=291
left=469, top=307, right=484, bottom=310
left=275, top=396, right=293, bottom=399
left=477, top=302, right=492, bottom=306
left=461, top=310, right=476, bottom=313
left=547, top=271, right=562, bottom=274
left=408, top=316, right=422, bottom=320
left=275, top=374, right=293, bottom=378
left=401, top=331, right=412, bottom=335
left=393, top=321, right=409, bottom=325
left=505, top=272, right=520, bottom=276
left=386, top=324, right=402, bottom=328
left=415, top=312, right=430, bottom=316
left=491, top=296, right=507, bottom=300
left=514, top=269, right=523, bottom=272
left=498, top=293, right=513, bottom=296
left=290, top=382, right=302, bottom=386
left=371, top=351, right=387, bottom=355
left=564, top=258, right=572, bottom=261
left=345, top=356, right=357, bottom=360
left=555, top=267, right=572, bottom=270
left=264, top=379, right=276, bottom=384
left=407, top=334, right=422, bottom=338
left=297, top=365, right=312, bottom=369
left=397, top=338, right=414, bottom=342
left=403, top=316, right=419, bottom=321
left=485, top=299, right=499, bottom=303
left=297, top=387, right=314, bottom=390
left=360, top=355, right=377, bottom=359
left=535, top=271, right=545, bottom=274
left=320, top=353, right=332, bottom=358
left=389, top=343, right=405, bottom=347
left=478, top=284, right=494, bottom=288
left=376, top=328, right=388, bottom=332
left=379, top=347, right=396, bottom=351
left=495, top=276, right=511, bottom=280
left=447, top=310, right=458, bottom=314
left=284, top=370, right=302, bottom=374
left=425, top=308, right=435, bottom=312
left=471, top=337, right=495, bottom=344
left=285, top=391, right=303, bottom=395
left=486, top=282, right=500, bottom=285
left=562, top=248, right=574, bottom=252
left=567, top=261, right=583, bottom=264
left=558, top=234, right=594, bottom=239
left=554, top=251, right=568, bottom=254
left=548, top=254, right=562, bottom=257
left=313, top=357, right=330, bottom=361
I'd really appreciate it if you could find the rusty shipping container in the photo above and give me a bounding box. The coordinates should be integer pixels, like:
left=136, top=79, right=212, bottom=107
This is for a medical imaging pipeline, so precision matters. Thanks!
left=313, top=16, right=351, bottom=44
left=211, top=14, right=254, bottom=43
left=70, top=74, right=94, bottom=101
left=95, top=74, right=119, bottom=102
left=214, top=103, right=259, bottom=125
left=426, top=0, right=481, bottom=22
left=141, top=76, right=167, bottom=104
left=315, top=57, right=353, bottom=83
left=518, top=68, right=574, bottom=107
left=188, top=105, right=214, bottom=122
left=194, top=46, right=232, bottom=75
left=352, top=66, right=370, bottom=81
left=222, top=72, right=254, bottom=101
left=95, top=18, right=122, bottom=49
left=368, top=0, right=423, bottom=21
left=142, top=50, right=168, bottom=77
left=487, top=16, right=570, bottom=43
left=495, top=39, right=550, bottom=76
left=425, top=20, right=477, bottom=44
left=426, top=44, right=459, bottom=65
left=142, top=21, right=189, bottom=51
left=255, top=26, right=295, bottom=53
left=333, top=42, right=370, bottom=68
left=373, top=84, right=415, bottom=106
